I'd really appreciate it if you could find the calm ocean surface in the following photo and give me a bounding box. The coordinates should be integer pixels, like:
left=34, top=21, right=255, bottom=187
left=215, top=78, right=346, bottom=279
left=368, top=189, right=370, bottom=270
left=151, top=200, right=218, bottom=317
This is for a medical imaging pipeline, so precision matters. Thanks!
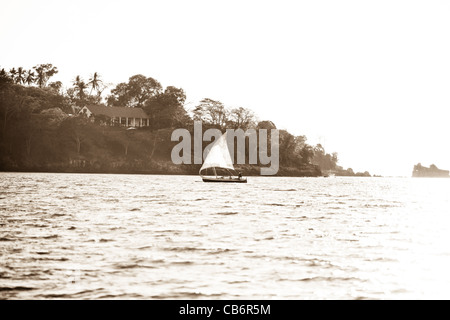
left=1, top=172, right=449, bottom=300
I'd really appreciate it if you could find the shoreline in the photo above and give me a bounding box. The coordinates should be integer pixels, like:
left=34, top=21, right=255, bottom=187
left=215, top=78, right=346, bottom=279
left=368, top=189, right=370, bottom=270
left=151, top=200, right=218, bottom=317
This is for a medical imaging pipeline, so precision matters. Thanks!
left=0, top=169, right=382, bottom=178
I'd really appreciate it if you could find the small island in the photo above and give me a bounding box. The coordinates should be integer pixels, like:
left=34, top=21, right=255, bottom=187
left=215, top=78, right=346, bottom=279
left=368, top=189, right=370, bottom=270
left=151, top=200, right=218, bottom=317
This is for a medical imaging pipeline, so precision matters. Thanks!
left=412, top=163, right=450, bottom=178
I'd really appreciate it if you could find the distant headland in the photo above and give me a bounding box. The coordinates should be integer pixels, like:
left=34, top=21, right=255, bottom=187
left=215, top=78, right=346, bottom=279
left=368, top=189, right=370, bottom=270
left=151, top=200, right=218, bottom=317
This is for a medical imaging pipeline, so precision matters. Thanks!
left=0, top=64, right=373, bottom=177
left=412, top=163, right=449, bottom=178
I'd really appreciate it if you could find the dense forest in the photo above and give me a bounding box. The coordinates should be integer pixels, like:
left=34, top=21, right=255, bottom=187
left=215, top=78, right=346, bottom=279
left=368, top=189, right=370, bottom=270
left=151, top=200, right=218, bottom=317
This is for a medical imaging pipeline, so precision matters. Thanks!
left=0, top=64, right=371, bottom=177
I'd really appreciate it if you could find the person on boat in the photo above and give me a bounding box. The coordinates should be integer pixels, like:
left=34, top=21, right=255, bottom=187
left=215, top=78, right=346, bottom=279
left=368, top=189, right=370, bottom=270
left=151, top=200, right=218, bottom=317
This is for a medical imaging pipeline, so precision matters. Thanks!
left=238, top=172, right=242, bottom=179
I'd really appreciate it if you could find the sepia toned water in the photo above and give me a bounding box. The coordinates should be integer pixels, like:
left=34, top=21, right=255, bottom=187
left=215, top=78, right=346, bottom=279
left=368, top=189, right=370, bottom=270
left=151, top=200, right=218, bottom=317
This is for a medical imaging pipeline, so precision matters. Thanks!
left=1, top=172, right=450, bottom=300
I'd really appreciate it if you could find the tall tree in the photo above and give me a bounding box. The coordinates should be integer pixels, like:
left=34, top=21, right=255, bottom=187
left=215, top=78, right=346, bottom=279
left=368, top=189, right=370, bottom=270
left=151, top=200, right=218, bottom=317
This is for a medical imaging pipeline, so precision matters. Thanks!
left=127, top=74, right=162, bottom=107
left=88, top=72, right=103, bottom=96
left=164, top=86, right=186, bottom=106
left=278, top=130, right=296, bottom=166
left=72, top=75, right=88, bottom=106
left=312, top=143, right=338, bottom=170
left=107, top=74, right=162, bottom=108
left=228, top=107, right=255, bottom=130
left=300, top=145, right=314, bottom=164
left=33, top=64, right=58, bottom=88
left=9, top=68, right=17, bottom=82
left=107, top=82, right=129, bottom=106
left=15, top=67, right=26, bottom=84
left=25, top=70, right=35, bottom=86
left=193, top=98, right=228, bottom=128
left=145, top=86, right=188, bottom=128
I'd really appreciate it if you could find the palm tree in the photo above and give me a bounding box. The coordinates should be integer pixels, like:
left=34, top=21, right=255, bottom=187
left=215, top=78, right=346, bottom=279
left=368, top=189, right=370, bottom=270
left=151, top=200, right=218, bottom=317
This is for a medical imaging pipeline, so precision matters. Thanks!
left=16, top=67, right=26, bottom=85
left=88, top=72, right=103, bottom=96
left=73, top=75, right=88, bottom=105
left=25, top=70, right=36, bottom=86
left=32, top=64, right=57, bottom=88
left=9, top=68, right=17, bottom=83
left=34, top=66, right=46, bottom=88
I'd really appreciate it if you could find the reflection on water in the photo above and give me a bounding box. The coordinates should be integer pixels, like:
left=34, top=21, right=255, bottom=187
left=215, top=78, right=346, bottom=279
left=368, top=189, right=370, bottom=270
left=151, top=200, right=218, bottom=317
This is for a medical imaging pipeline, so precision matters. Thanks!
left=1, top=172, right=450, bottom=299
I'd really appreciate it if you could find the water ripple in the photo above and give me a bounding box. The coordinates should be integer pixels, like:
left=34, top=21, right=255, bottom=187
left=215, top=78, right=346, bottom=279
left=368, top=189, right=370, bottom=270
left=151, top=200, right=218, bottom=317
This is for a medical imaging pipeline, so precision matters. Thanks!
left=1, top=173, right=449, bottom=299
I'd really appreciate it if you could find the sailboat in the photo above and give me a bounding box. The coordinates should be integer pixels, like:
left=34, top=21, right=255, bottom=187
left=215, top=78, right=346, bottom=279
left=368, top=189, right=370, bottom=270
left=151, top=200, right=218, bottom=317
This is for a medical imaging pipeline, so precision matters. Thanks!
left=199, top=132, right=247, bottom=183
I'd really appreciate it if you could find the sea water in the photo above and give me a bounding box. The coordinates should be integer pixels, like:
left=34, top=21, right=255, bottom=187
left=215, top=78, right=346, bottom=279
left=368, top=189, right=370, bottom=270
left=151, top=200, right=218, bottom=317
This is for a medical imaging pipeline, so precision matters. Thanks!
left=1, top=172, right=449, bottom=299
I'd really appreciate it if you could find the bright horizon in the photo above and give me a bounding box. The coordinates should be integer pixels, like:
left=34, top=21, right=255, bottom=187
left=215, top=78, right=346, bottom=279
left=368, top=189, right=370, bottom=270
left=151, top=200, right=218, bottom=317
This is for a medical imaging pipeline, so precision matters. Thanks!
left=2, top=0, right=449, bottom=177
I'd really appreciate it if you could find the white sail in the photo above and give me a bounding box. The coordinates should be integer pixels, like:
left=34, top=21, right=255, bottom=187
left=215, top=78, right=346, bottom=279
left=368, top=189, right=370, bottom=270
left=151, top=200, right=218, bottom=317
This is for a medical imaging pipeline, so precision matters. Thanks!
left=199, top=132, right=234, bottom=173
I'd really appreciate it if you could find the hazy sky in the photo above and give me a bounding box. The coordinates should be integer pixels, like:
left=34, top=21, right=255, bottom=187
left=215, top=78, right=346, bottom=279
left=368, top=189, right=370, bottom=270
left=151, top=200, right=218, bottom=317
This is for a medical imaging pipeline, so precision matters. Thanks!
left=1, top=0, right=449, bottom=176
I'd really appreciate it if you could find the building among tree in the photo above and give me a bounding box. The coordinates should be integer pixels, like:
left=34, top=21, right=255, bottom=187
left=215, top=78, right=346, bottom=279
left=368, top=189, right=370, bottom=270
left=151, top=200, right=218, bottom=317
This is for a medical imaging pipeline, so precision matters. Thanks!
left=79, top=105, right=150, bottom=127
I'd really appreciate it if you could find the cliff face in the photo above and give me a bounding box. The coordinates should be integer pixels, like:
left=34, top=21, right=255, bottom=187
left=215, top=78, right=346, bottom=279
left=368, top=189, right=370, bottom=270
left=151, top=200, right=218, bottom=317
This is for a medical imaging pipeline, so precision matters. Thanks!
left=412, top=163, right=450, bottom=177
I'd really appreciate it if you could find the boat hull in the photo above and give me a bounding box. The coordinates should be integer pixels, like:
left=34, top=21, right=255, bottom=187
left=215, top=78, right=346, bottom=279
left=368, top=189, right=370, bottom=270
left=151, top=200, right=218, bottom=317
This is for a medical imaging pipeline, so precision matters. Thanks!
left=202, top=177, right=247, bottom=183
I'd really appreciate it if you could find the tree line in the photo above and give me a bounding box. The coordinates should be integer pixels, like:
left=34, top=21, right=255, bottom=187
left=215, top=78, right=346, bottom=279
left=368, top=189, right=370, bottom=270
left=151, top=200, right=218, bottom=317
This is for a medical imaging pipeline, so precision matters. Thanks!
left=1, top=63, right=367, bottom=176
